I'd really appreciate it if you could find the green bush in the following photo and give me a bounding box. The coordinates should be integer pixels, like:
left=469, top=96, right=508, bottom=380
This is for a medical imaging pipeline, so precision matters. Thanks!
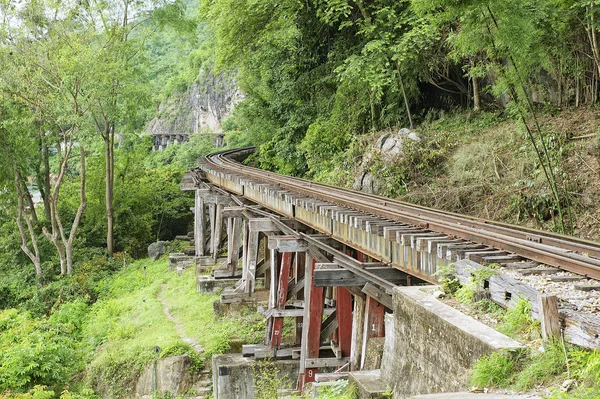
left=0, top=309, right=79, bottom=392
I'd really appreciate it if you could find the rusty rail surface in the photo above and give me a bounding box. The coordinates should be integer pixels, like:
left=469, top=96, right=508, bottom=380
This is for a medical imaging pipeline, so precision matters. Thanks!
left=200, top=147, right=600, bottom=280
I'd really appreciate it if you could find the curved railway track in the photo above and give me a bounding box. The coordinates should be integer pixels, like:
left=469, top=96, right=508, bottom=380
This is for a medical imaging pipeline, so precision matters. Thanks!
left=201, top=147, right=600, bottom=281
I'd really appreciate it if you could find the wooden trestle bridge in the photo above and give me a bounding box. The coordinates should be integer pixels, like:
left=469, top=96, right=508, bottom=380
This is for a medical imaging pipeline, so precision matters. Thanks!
left=181, top=147, right=600, bottom=391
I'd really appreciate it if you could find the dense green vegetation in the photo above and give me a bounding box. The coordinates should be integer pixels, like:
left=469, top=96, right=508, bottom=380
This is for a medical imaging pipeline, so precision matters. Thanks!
left=0, top=255, right=263, bottom=398
left=2, top=0, right=600, bottom=397
left=200, top=0, right=600, bottom=234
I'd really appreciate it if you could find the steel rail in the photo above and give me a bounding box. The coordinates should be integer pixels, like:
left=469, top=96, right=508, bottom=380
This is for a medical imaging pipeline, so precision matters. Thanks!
left=200, top=147, right=600, bottom=280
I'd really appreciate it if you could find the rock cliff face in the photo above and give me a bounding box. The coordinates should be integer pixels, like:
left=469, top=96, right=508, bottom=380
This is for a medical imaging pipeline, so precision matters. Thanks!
left=146, top=70, right=242, bottom=150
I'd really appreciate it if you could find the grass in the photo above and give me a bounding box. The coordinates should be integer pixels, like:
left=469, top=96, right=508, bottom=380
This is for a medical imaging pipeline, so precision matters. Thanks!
left=78, top=257, right=264, bottom=397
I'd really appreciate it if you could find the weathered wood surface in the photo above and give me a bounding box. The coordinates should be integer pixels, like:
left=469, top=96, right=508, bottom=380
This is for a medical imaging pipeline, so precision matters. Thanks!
left=362, top=282, right=393, bottom=310
left=538, top=295, right=560, bottom=342
left=455, top=259, right=600, bottom=349
left=336, top=287, right=353, bottom=358
left=305, top=357, right=349, bottom=368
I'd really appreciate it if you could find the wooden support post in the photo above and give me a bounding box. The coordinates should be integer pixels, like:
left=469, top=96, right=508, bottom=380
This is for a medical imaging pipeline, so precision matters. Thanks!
left=538, top=295, right=561, bottom=342
left=298, top=255, right=324, bottom=390
left=295, top=252, right=305, bottom=346
left=194, top=192, right=205, bottom=257
left=244, top=230, right=260, bottom=293
left=350, top=295, right=365, bottom=371
left=265, top=250, right=279, bottom=346
left=227, top=217, right=233, bottom=266
left=228, top=217, right=242, bottom=276
left=361, top=295, right=385, bottom=369
left=208, top=203, right=216, bottom=256
left=336, top=287, right=353, bottom=358
left=241, top=219, right=249, bottom=287
left=271, top=252, right=293, bottom=349
left=213, top=204, right=223, bottom=259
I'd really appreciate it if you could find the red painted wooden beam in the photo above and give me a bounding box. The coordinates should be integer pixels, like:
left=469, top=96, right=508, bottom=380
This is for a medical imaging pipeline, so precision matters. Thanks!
left=336, top=287, right=353, bottom=358
left=303, top=258, right=323, bottom=385
left=271, top=252, right=293, bottom=348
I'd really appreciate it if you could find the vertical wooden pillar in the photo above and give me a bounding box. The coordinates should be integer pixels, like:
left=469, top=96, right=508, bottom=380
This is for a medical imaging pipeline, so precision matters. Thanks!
left=538, top=295, right=560, bottom=342
left=361, top=296, right=385, bottom=369
left=295, top=252, right=305, bottom=346
left=299, top=256, right=323, bottom=389
left=244, top=230, right=260, bottom=293
left=226, top=217, right=233, bottom=265
left=271, top=252, right=293, bottom=348
left=228, top=217, right=242, bottom=276
left=349, top=295, right=365, bottom=371
left=194, top=191, right=205, bottom=257
left=336, top=287, right=353, bottom=358
left=241, top=219, right=249, bottom=287
left=265, top=250, right=280, bottom=346
left=208, top=203, right=216, bottom=256
left=213, top=204, right=223, bottom=259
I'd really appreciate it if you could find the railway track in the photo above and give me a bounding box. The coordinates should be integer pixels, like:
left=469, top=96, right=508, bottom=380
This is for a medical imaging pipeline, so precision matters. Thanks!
left=200, top=147, right=600, bottom=281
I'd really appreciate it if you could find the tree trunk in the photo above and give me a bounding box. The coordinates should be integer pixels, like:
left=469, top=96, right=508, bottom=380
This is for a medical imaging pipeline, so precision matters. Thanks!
left=65, top=144, right=87, bottom=274
left=18, top=174, right=38, bottom=224
left=13, top=165, right=42, bottom=276
left=42, top=141, right=51, bottom=221
left=396, top=62, right=414, bottom=129
left=105, top=125, right=115, bottom=257
left=472, top=76, right=481, bottom=112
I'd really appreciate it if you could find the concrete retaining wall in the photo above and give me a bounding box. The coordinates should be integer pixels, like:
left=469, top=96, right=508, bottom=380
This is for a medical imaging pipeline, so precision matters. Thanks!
left=385, top=286, right=523, bottom=398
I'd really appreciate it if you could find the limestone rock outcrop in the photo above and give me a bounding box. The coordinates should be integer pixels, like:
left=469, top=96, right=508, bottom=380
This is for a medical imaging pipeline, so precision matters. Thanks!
left=146, top=69, right=243, bottom=150
left=353, top=128, right=422, bottom=194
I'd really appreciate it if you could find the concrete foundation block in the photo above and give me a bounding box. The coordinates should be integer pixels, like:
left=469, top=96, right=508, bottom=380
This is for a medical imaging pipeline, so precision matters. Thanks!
left=168, top=253, right=195, bottom=272
left=386, top=286, right=524, bottom=397
left=212, top=353, right=299, bottom=399
left=348, top=369, right=388, bottom=399
left=197, top=276, right=238, bottom=294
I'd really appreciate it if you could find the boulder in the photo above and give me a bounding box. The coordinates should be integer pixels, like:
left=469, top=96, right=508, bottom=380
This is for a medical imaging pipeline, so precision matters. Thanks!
left=374, top=128, right=421, bottom=160
left=148, top=241, right=166, bottom=261
left=353, top=128, right=422, bottom=194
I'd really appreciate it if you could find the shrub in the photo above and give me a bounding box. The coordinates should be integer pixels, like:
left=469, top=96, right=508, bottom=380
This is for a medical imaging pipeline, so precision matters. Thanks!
left=0, top=309, right=79, bottom=392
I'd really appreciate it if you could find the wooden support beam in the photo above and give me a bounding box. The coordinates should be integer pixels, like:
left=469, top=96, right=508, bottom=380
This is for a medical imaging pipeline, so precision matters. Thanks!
left=222, top=206, right=246, bottom=218
left=299, top=257, right=324, bottom=388
left=213, top=204, right=224, bottom=259
left=362, top=283, right=393, bottom=310
left=264, top=308, right=335, bottom=318
left=248, top=218, right=281, bottom=232
left=305, top=357, right=349, bottom=368
left=313, top=265, right=407, bottom=287
left=272, top=252, right=293, bottom=349
left=320, top=311, right=338, bottom=343
left=208, top=203, right=216, bottom=256
left=287, top=277, right=305, bottom=297
left=244, top=230, right=260, bottom=293
left=268, top=236, right=309, bottom=252
left=241, top=219, right=249, bottom=287
left=295, top=252, right=306, bottom=346
left=538, top=295, right=561, bottom=342
left=361, top=295, right=385, bottom=370
left=194, top=192, right=205, bottom=257
left=349, top=295, right=365, bottom=371
left=336, top=287, right=353, bottom=358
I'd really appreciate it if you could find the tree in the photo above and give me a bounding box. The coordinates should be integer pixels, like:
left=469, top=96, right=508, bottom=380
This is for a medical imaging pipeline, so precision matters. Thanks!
left=0, top=0, right=92, bottom=274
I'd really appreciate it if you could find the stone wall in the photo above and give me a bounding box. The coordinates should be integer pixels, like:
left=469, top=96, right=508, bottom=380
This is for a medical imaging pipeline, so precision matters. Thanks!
left=385, top=286, right=523, bottom=398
